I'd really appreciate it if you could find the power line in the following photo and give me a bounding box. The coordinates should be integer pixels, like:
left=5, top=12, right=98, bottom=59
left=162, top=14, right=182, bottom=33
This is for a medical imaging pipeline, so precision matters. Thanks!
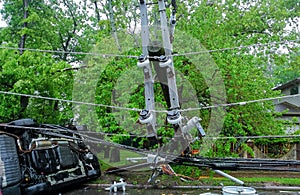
left=0, top=91, right=141, bottom=112
left=172, top=39, right=300, bottom=57
left=2, top=124, right=300, bottom=143
left=207, top=134, right=300, bottom=140
left=63, top=129, right=300, bottom=140
left=0, top=90, right=299, bottom=114
left=0, top=46, right=139, bottom=59
left=180, top=93, right=300, bottom=112
left=0, top=39, right=298, bottom=59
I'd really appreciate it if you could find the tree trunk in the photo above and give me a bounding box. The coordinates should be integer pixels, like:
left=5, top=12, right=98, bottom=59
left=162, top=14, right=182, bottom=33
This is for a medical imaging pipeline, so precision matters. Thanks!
left=18, top=0, right=29, bottom=118
left=93, top=1, right=101, bottom=22
left=19, top=0, right=29, bottom=55
left=108, top=0, right=121, bottom=51
left=296, top=143, right=300, bottom=160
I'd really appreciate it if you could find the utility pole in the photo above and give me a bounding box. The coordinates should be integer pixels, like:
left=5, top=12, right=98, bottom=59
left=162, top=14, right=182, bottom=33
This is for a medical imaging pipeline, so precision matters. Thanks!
left=137, top=0, right=206, bottom=154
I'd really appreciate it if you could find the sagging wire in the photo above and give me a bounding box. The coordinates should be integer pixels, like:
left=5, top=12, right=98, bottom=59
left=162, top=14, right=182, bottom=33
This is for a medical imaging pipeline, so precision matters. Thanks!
left=3, top=122, right=300, bottom=172
left=0, top=90, right=142, bottom=112
left=180, top=93, right=300, bottom=112
left=172, top=39, right=300, bottom=57
left=3, top=123, right=300, bottom=142
left=0, top=90, right=299, bottom=114
left=0, top=46, right=139, bottom=59
left=0, top=39, right=298, bottom=59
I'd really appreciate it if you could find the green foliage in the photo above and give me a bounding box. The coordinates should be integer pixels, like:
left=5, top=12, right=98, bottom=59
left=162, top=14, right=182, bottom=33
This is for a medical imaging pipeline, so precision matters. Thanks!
left=176, top=1, right=294, bottom=155
left=205, top=138, right=239, bottom=158
left=0, top=47, right=74, bottom=124
left=95, top=50, right=138, bottom=136
left=0, top=0, right=96, bottom=124
left=171, top=164, right=202, bottom=179
left=273, top=49, right=300, bottom=84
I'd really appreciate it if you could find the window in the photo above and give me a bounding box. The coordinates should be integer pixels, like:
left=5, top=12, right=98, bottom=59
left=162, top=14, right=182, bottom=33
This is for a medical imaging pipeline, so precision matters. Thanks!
left=290, top=86, right=299, bottom=95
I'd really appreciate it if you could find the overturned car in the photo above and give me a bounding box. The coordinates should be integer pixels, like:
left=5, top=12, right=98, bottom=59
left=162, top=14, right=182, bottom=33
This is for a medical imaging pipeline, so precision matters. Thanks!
left=0, top=119, right=101, bottom=195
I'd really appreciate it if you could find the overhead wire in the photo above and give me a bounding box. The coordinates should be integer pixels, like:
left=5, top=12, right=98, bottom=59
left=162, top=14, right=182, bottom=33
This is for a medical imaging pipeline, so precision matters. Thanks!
left=1, top=123, right=299, bottom=161
left=2, top=123, right=300, bottom=164
left=172, top=39, right=300, bottom=57
left=0, top=39, right=298, bottom=59
left=0, top=90, right=299, bottom=114
left=0, top=90, right=142, bottom=112
left=180, top=93, right=300, bottom=112
left=0, top=46, right=139, bottom=59
left=59, top=127, right=300, bottom=140
left=2, top=90, right=300, bottom=141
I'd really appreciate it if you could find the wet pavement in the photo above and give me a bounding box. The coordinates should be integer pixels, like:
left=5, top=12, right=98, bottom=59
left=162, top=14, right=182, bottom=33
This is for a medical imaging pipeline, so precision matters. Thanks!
left=59, top=186, right=300, bottom=195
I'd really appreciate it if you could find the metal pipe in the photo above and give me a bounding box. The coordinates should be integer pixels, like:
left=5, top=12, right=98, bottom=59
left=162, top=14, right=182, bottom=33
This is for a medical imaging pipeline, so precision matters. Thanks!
left=213, top=169, right=244, bottom=185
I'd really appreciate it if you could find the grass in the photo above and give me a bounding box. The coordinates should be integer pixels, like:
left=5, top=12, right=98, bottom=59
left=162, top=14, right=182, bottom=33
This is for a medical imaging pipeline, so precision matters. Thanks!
left=158, top=174, right=300, bottom=187
left=98, top=149, right=145, bottom=168
left=240, top=177, right=300, bottom=186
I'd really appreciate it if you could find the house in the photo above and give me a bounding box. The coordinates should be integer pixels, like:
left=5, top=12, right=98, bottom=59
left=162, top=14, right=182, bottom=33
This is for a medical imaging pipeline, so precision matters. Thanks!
left=273, top=77, right=300, bottom=133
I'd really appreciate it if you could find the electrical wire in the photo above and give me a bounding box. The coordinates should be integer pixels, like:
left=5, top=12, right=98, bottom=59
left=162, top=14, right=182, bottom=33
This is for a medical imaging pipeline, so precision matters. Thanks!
left=71, top=130, right=300, bottom=140
left=180, top=93, right=300, bottom=112
left=0, top=46, right=139, bottom=59
left=8, top=122, right=298, bottom=141
left=172, top=39, right=300, bottom=57
left=0, top=124, right=290, bottom=155
left=0, top=39, right=298, bottom=59
left=2, top=123, right=300, bottom=167
left=207, top=134, right=300, bottom=140
left=0, top=90, right=142, bottom=112
left=1, top=109, right=300, bottom=141
left=0, top=90, right=299, bottom=114
left=65, top=130, right=300, bottom=140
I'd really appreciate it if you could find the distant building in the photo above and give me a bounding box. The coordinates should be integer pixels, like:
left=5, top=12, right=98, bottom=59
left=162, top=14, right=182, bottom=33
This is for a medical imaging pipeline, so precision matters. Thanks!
left=273, top=77, right=300, bottom=133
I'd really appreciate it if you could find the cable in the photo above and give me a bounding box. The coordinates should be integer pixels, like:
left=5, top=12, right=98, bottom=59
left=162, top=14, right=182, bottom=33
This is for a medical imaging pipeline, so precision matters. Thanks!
left=75, top=132, right=300, bottom=141
left=3, top=124, right=300, bottom=141
left=5, top=123, right=300, bottom=141
left=171, top=39, right=300, bottom=57
left=0, top=91, right=142, bottom=112
left=0, top=46, right=139, bottom=59
left=206, top=134, right=300, bottom=140
left=180, top=93, right=300, bottom=112
left=0, top=39, right=298, bottom=59
left=0, top=90, right=299, bottom=113
left=0, top=123, right=295, bottom=159
left=4, top=121, right=300, bottom=175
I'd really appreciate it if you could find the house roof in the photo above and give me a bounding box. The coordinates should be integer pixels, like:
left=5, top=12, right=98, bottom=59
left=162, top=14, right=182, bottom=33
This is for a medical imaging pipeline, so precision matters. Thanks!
left=274, top=97, right=300, bottom=108
left=273, top=77, right=300, bottom=90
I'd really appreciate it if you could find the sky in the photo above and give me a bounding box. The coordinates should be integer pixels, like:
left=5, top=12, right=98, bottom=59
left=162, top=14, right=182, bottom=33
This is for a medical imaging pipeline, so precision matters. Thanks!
left=0, top=2, right=6, bottom=27
left=0, top=19, right=6, bottom=28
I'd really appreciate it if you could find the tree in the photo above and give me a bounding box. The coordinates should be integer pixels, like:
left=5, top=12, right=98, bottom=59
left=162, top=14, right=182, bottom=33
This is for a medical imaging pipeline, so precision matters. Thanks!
left=273, top=48, right=300, bottom=84
left=0, top=0, right=79, bottom=123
